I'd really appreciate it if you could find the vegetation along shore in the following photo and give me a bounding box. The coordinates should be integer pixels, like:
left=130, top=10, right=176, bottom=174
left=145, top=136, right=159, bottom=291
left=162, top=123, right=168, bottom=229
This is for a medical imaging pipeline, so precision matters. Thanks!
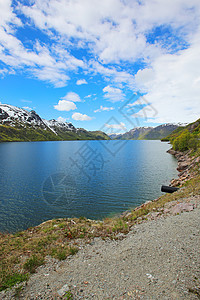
left=0, top=119, right=199, bottom=299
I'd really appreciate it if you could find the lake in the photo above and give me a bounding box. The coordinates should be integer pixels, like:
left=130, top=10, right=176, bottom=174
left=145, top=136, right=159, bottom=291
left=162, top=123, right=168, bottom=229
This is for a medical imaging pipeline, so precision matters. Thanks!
left=0, top=140, right=178, bottom=233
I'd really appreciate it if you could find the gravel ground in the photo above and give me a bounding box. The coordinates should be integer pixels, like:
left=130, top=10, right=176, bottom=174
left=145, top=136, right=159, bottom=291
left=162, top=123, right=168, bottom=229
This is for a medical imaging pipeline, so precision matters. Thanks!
left=1, top=197, right=200, bottom=300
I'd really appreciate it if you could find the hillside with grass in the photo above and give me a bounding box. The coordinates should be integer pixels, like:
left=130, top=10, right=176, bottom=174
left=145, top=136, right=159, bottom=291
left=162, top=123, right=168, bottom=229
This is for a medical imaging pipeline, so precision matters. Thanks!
left=162, top=118, right=200, bottom=152
left=0, top=124, right=110, bottom=142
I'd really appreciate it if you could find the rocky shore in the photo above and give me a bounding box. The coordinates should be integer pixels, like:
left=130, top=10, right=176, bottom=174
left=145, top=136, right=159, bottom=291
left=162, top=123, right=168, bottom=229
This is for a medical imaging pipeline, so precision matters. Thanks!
left=167, top=148, right=200, bottom=187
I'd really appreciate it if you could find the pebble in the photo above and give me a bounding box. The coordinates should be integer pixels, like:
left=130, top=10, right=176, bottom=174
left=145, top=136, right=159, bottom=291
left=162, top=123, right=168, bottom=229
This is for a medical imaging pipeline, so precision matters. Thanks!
left=57, top=284, right=69, bottom=297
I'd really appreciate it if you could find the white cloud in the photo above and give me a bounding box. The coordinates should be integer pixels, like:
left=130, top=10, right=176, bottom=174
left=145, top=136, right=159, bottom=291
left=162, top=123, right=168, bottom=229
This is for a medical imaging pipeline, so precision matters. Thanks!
left=103, top=85, right=125, bottom=102
left=76, top=79, right=87, bottom=85
left=0, top=68, right=11, bottom=77
left=94, top=105, right=114, bottom=113
left=135, top=31, right=200, bottom=123
left=57, top=116, right=67, bottom=123
left=61, top=92, right=81, bottom=102
left=105, top=122, right=126, bottom=130
left=72, top=112, right=92, bottom=121
left=0, top=0, right=22, bottom=30
left=84, top=94, right=92, bottom=98
left=54, top=100, right=77, bottom=111
left=23, top=106, right=32, bottom=111
left=89, top=60, right=135, bottom=89
left=33, top=67, right=70, bottom=87
left=21, top=99, right=32, bottom=103
left=20, top=0, right=200, bottom=65
left=0, top=1, right=84, bottom=87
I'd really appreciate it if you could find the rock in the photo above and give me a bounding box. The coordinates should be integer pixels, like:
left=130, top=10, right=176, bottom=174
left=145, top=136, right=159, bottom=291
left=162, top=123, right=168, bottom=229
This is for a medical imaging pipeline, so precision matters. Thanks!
left=171, top=203, right=194, bottom=215
left=57, top=284, right=70, bottom=297
left=145, top=201, right=152, bottom=205
left=170, top=179, right=180, bottom=186
left=149, top=212, right=161, bottom=219
left=146, top=273, right=158, bottom=283
left=195, top=157, right=200, bottom=163
left=120, top=210, right=131, bottom=218
left=167, top=149, right=177, bottom=155
left=177, top=161, right=189, bottom=172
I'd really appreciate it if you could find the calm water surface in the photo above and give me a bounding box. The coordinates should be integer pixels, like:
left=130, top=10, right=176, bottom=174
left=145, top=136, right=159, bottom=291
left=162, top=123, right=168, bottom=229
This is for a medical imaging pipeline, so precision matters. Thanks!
left=0, top=140, right=178, bottom=232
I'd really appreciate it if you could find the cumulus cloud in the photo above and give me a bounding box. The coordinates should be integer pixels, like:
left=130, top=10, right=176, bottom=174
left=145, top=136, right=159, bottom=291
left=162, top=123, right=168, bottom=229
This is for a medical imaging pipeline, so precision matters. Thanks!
left=135, top=31, right=200, bottom=123
left=105, top=122, right=126, bottom=130
left=88, top=60, right=135, bottom=89
left=0, top=2, right=84, bottom=87
left=57, top=116, right=67, bottom=123
left=76, top=79, right=87, bottom=85
left=20, top=0, right=200, bottom=64
left=103, top=85, right=125, bottom=102
left=0, top=0, right=22, bottom=29
left=94, top=105, right=114, bottom=113
left=72, top=112, right=92, bottom=121
left=61, top=92, right=81, bottom=102
left=54, top=100, right=77, bottom=111
left=22, top=106, right=32, bottom=111
left=84, top=94, right=92, bottom=98
left=33, top=67, right=70, bottom=87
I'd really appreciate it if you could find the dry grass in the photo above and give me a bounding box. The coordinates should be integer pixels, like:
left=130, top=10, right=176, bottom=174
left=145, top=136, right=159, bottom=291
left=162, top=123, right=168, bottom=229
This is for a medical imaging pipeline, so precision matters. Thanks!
left=0, top=171, right=199, bottom=292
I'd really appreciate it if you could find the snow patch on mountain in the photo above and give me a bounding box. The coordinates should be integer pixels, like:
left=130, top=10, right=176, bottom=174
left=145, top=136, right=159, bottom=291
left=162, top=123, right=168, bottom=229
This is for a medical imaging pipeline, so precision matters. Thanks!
left=43, top=119, right=77, bottom=135
left=0, top=104, right=45, bottom=128
left=0, top=104, right=77, bottom=135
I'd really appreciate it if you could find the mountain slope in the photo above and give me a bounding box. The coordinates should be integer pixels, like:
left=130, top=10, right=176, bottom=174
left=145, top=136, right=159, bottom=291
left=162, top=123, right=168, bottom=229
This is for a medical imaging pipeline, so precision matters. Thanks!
left=142, top=124, right=179, bottom=140
left=161, top=118, right=200, bottom=151
left=0, top=104, right=109, bottom=142
left=113, top=124, right=179, bottom=140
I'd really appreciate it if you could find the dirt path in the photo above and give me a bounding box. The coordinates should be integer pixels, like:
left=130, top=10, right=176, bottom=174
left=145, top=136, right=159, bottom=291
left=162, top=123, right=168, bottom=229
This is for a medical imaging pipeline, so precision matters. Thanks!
left=1, top=196, right=200, bottom=300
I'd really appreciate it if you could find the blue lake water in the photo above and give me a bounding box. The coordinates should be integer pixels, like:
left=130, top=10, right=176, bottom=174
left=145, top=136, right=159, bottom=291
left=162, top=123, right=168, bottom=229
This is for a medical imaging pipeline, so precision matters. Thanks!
left=0, top=140, right=178, bottom=233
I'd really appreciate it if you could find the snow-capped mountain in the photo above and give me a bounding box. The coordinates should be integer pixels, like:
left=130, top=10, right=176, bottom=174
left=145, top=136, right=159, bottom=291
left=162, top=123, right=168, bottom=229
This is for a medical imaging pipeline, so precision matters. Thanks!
left=0, top=104, right=46, bottom=128
left=42, top=119, right=76, bottom=135
left=0, top=104, right=77, bottom=135
left=0, top=104, right=110, bottom=142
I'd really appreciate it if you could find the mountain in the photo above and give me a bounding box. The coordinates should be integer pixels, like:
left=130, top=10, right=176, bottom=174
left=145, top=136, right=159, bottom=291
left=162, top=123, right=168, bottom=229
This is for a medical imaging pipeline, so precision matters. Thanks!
left=107, top=133, right=123, bottom=139
left=111, top=124, right=179, bottom=140
left=0, top=104, right=110, bottom=142
left=142, top=124, right=179, bottom=140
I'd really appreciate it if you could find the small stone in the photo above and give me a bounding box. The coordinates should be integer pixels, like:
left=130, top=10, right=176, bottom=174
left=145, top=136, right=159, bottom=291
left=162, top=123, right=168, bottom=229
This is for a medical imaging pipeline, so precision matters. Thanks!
left=172, top=280, right=176, bottom=284
left=57, top=284, right=69, bottom=297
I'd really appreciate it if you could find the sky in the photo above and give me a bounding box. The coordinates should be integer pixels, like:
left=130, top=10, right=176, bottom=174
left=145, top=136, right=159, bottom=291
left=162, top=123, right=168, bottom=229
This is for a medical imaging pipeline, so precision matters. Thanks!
left=0, top=0, right=200, bottom=133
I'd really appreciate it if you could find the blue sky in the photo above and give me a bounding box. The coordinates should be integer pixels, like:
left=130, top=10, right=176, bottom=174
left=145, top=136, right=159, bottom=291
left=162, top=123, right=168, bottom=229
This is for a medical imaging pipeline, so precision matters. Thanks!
left=0, top=0, right=200, bottom=132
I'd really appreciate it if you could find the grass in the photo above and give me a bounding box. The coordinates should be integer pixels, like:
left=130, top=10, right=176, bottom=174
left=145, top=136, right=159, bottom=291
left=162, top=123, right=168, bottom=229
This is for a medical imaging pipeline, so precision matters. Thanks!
left=0, top=124, right=110, bottom=142
left=0, top=158, right=199, bottom=292
left=0, top=273, right=28, bottom=292
left=64, top=290, right=74, bottom=299
left=23, top=255, right=45, bottom=273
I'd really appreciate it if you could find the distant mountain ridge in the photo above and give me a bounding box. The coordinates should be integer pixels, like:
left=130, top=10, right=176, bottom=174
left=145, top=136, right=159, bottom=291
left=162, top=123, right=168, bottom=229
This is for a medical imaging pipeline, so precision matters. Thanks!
left=109, top=124, right=179, bottom=140
left=0, top=104, right=109, bottom=142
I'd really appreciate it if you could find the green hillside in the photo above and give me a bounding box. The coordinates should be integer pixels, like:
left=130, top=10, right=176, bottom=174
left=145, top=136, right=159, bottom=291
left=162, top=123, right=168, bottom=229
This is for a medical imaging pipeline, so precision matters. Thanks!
left=161, top=119, right=200, bottom=151
left=0, top=125, right=110, bottom=142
